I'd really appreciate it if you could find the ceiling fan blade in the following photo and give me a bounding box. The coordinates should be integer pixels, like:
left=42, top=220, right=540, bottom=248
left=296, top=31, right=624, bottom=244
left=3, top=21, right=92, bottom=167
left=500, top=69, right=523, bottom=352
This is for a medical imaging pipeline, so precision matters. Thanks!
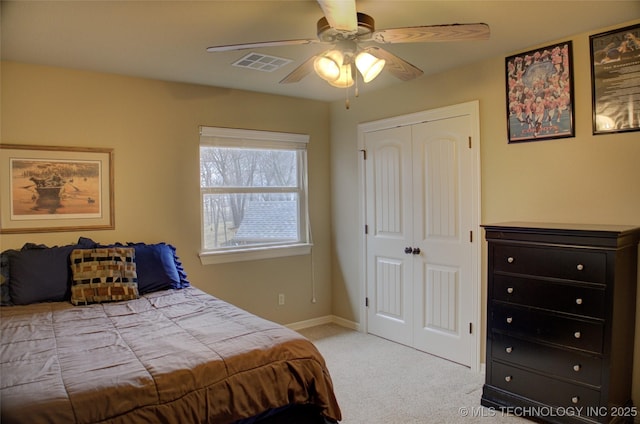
left=280, top=55, right=317, bottom=84
left=369, top=47, right=424, bottom=81
left=207, top=39, right=319, bottom=53
left=373, top=23, right=490, bottom=44
left=316, top=0, right=358, bottom=32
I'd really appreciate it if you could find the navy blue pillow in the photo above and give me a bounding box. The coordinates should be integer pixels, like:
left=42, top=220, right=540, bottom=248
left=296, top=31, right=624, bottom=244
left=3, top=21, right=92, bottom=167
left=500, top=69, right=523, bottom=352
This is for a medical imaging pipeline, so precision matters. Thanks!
left=0, top=249, right=18, bottom=306
left=105, top=242, right=189, bottom=294
left=9, top=245, right=76, bottom=305
left=3, top=238, right=98, bottom=306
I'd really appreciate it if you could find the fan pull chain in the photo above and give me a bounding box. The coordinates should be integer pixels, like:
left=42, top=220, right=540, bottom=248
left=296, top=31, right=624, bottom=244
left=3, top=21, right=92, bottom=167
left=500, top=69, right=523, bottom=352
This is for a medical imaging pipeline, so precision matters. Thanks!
left=345, top=65, right=360, bottom=109
left=345, top=86, right=350, bottom=109
left=345, top=76, right=351, bottom=109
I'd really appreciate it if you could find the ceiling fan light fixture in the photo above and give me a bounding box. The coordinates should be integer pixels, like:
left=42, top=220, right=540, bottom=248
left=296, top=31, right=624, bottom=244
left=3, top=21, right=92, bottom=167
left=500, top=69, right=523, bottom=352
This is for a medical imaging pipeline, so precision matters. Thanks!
left=355, top=51, right=386, bottom=83
left=313, top=49, right=344, bottom=82
left=327, top=63, right=354, bottom=88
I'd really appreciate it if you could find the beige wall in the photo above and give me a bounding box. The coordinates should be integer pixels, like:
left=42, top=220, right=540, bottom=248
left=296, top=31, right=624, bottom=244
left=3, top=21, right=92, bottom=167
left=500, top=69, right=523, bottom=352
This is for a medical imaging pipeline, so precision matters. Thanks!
left=330, top=18, right=640, bottom=401
left=0, top=61, right=332, bottom=325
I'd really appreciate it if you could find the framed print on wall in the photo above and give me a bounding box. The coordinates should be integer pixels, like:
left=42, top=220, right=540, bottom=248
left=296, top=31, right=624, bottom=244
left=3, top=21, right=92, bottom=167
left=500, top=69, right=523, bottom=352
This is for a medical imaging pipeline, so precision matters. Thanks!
left=590, top=23, right=640, bottom=135
left=506, top=41, right=575, bottom=143
left=0, top=144, right=114, bottom=234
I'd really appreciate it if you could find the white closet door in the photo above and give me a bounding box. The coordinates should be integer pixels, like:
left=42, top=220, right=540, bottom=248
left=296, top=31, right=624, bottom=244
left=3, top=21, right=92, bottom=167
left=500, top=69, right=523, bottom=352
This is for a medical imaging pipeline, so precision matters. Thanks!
left=365, top=125, right=414, bottom=346
left=411, top=115, right=474, bottom=367
left=364, top=110, right=477, bottom=367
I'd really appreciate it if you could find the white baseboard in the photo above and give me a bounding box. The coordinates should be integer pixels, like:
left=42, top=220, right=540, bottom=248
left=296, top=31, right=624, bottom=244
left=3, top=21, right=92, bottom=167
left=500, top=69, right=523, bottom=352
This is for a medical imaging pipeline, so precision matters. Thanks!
left=286, top=315, right=333, bottom=330
left=286, top=315, right=360, bottom=332
left=330, top=315, right=360, bottom=331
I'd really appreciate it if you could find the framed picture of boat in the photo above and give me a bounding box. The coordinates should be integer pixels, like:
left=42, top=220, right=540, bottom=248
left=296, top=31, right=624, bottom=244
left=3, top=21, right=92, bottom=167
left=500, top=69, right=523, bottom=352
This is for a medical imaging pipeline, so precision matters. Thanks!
left=0, top=144, right=114, bottom=233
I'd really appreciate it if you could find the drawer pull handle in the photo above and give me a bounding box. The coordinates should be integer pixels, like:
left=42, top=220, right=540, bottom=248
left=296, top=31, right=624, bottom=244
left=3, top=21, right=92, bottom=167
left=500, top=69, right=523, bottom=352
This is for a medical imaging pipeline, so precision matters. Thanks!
left=507, top=287, right=514, bottom=294
left=573, top=364, right=581, bottom=372
left=577, top=264, right=584, bottom=271
left=505, top=347, right=513, bottom=354
left=571, top=396, right=579, bottom=404
left=574, top=331, right=581, bottom=339
left=507, top=257, right=514, bottom=264
left=505, top=376, right=512, bottom=382
left=575, top=298, right=583, bottom=305
left=506, top=317, right=513, bottom=324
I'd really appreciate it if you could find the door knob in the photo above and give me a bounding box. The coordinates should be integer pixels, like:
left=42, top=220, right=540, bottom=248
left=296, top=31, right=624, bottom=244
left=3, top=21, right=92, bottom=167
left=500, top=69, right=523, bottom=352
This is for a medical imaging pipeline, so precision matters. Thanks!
left=404, top=247, right=413, bottom=254
left=412, top=247, right=421, bottom=255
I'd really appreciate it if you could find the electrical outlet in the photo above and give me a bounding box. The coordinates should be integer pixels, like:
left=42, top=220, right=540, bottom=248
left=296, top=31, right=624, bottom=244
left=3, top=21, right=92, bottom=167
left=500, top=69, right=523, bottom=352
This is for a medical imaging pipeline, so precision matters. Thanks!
left=278, top=294, right=285, bottom=305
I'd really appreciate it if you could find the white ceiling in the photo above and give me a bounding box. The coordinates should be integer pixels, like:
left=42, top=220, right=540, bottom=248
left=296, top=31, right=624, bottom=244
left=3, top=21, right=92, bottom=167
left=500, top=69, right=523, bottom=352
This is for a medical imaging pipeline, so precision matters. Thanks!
left=2, top=1, right=639, bottom=102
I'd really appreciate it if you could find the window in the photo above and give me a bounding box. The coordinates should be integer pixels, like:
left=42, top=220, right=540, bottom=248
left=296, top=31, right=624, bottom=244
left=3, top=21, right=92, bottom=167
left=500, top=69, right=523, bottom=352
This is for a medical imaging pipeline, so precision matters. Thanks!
left=199, top=127, right=311, bottom=264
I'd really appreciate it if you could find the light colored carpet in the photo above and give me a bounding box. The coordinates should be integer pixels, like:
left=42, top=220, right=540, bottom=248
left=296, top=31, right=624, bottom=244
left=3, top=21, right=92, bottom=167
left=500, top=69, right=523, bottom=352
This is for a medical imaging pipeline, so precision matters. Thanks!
left=297, top=324, right=528, bottom=424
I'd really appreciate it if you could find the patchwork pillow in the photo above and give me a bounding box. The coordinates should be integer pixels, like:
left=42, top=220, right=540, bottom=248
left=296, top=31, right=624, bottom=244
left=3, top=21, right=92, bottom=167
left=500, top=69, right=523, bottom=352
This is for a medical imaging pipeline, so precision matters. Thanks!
left=70, top=247, right=139, bottom=306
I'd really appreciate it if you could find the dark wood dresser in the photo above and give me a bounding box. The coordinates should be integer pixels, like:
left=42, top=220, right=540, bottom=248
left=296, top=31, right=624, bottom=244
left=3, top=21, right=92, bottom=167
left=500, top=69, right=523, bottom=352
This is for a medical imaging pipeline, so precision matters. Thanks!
left=481, top=222, right=640, bottom=423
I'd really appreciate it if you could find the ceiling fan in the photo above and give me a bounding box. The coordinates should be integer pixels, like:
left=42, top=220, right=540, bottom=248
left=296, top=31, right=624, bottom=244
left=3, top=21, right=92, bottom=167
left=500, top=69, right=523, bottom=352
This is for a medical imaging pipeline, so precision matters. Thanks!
left=206, top=0, right=489, bottom=92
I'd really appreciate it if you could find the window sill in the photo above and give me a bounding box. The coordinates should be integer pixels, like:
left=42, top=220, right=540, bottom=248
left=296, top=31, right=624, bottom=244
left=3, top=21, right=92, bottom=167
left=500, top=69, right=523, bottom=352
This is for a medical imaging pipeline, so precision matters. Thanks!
left=199, top=243, right=312, bottom=265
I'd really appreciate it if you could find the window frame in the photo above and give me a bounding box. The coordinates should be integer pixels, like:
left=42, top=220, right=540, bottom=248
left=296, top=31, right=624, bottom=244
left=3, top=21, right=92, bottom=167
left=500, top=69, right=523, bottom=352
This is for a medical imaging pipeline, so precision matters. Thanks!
left=198, top=126, right=311, bottom=265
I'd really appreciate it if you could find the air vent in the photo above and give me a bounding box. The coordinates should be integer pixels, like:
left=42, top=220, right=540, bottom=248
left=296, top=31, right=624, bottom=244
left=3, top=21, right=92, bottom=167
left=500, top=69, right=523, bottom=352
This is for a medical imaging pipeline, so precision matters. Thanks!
left=232, top=52, right=292, bottom=72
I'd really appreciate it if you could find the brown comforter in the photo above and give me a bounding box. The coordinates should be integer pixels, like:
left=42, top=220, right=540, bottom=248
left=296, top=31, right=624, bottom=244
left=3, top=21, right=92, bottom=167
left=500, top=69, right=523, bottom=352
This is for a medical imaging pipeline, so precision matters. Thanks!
left=0, top=287, right=341, bottom=423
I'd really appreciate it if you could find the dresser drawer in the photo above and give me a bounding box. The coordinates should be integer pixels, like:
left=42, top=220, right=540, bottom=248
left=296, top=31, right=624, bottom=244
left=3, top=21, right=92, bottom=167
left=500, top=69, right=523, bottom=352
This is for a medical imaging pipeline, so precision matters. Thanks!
left=493, top=245, right=606, bottom=283
left=492, top=303, right=604, bottom=353
left=491, top=362, right=601, bottom=409
left=491, top=333, right=602, bottom=386
left=493, top=275, right=606, bottom=319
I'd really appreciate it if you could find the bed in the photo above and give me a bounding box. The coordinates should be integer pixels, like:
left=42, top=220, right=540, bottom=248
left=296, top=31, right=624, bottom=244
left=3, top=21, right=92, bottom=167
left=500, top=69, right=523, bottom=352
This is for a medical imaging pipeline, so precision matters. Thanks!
left=0, top=240, right=342, bottom=424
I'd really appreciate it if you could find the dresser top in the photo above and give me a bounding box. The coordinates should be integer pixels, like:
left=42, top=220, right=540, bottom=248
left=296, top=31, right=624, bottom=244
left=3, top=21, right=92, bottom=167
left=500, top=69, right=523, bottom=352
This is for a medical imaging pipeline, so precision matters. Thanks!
left=482, top=222, right=640, bottom=234
left=482, top=222, right=640, bottom=247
